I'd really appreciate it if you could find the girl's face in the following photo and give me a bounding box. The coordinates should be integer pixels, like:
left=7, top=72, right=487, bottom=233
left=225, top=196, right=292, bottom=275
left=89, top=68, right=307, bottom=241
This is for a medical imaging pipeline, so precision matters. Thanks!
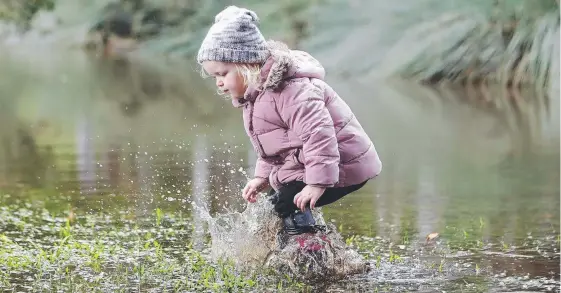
left=202, top=61, right=247, bottom=100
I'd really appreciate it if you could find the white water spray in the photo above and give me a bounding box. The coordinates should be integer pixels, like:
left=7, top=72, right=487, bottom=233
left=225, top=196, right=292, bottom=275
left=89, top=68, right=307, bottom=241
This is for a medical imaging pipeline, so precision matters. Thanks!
left=194, top=193, right=369, bottom=282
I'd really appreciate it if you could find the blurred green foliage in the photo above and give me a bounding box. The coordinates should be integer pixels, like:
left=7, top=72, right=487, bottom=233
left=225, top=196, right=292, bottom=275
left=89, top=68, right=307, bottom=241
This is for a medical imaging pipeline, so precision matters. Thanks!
left=0, top=0, right=55, bottom=25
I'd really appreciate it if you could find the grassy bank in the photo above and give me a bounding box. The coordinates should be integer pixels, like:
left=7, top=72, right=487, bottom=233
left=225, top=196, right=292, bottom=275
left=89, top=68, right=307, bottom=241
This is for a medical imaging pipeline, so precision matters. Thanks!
left=385, top=0, right=559, bottom=90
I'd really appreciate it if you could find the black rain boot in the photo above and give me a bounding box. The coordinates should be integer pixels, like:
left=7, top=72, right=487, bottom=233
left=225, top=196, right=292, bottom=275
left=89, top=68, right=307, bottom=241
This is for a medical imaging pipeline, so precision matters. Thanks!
left=269, top=190, right=324, bottom=236
left=282, top=209, right=317, bottom=235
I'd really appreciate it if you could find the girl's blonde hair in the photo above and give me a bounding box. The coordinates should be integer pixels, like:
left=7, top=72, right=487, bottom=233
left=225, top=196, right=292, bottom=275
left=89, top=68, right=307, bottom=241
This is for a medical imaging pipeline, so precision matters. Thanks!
left=200, top=63, right=262, bottom=88
left=235, top=63, right=262, bottom=87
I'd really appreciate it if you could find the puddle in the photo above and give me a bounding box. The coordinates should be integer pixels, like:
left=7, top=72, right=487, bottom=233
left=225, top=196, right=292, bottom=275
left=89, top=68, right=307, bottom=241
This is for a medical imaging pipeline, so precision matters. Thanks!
left=0, top=51, right=558, bottom=291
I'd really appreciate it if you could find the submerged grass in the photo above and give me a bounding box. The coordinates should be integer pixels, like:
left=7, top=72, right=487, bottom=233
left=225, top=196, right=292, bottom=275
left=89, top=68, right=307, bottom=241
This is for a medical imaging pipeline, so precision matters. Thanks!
left=0, top=189, right=310, bottom=292
left=0, top=186, right=558, bottom=292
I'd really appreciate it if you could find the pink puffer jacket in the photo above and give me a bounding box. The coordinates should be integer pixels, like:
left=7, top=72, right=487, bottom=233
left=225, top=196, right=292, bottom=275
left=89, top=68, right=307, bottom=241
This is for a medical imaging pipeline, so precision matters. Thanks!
left=233, top=41, right=382, bottom=191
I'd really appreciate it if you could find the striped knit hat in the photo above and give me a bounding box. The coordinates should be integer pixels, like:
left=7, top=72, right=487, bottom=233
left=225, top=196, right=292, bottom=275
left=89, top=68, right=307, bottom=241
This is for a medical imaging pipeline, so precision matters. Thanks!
left=197, top=6, right=270, bottom=64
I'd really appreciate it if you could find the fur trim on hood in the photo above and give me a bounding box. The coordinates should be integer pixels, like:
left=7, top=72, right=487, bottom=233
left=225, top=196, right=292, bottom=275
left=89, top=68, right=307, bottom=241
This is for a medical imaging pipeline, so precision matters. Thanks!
left=239, top=40, right=325, bottom=104
left=261, top=40, right=325, bottom=90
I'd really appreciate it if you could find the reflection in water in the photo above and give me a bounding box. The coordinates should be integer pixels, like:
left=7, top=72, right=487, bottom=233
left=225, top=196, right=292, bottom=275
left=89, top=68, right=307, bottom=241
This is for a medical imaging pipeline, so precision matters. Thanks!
left=106, top=143, right=121, bottom=190
left=192, top=136, right=210, bottom=249
left=136, top=143, right=155, bottom=220
left=415, top=164, right=441, bottom=242
left=76, top=111, right=96, bottom=194
left=0, top=51, right=558, bottom=285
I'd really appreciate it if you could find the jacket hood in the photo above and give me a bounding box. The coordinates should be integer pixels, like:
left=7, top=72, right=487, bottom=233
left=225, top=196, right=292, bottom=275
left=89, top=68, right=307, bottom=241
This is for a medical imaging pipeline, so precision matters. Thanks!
left=259, top=40, right=325, bottom=90
left=233, top=40, right=325, bottom=107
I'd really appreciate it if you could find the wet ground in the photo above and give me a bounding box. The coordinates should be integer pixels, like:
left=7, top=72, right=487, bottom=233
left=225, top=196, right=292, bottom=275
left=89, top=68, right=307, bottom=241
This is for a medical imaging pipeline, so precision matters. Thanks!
left=0, top=50, right=559, bottom=292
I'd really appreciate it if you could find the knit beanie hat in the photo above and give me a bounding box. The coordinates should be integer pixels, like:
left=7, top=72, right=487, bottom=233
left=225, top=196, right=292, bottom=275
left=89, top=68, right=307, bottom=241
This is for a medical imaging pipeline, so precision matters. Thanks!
left=197, top=6, right=270, bottom=64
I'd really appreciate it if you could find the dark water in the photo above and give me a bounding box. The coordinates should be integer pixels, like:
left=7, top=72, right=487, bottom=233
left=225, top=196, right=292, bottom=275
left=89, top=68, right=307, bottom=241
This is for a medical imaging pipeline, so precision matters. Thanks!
left=1, top=50, right=559, bottom=292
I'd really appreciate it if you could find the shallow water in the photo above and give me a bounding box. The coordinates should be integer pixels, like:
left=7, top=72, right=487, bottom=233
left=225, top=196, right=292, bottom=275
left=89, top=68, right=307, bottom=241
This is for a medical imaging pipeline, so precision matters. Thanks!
left=0, top=50, right=559, bottom=292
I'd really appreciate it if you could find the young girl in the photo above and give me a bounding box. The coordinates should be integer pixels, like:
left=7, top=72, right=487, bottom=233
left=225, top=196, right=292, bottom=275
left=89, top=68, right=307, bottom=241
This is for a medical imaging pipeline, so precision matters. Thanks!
left=198, top=6, right=382, bottom=235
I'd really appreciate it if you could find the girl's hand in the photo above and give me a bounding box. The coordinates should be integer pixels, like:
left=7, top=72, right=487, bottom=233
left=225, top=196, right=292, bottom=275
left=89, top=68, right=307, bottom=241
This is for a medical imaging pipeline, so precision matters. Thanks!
left=242, top=177, right=269, bottom=203
left=294, top=185, right=326, bottom=211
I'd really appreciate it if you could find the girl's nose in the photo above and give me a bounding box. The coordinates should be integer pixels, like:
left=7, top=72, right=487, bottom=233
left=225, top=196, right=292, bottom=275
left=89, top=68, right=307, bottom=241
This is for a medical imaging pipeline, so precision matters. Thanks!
left=216, top=79, right=224, bottom=87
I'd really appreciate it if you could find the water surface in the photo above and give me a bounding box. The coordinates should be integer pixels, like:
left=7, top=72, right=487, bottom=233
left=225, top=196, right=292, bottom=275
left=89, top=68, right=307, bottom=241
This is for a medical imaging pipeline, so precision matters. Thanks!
left=0, top=50, right=559, bottom=292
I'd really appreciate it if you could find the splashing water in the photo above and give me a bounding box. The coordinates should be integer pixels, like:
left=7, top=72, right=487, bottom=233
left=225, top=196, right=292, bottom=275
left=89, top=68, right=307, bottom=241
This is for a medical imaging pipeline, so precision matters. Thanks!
left=195, top=195, right=281, bottom=266
left=194, top=195, right=369, bottom=282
